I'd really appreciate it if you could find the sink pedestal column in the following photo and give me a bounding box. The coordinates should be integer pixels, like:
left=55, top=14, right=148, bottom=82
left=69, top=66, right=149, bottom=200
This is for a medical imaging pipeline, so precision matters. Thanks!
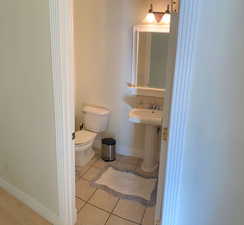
left=141, top=125, right=159, bottom=172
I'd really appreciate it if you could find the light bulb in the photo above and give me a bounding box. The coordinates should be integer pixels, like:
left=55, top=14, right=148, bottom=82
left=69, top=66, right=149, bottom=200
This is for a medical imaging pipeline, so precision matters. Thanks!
left=143, top=13, right=157, bottom=24
left=160, top=13, right=171, bottom=24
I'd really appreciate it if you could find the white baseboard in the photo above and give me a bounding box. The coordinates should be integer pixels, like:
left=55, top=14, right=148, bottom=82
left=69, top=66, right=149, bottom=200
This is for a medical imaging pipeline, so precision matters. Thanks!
left=0, top=177, right=61, bottom=225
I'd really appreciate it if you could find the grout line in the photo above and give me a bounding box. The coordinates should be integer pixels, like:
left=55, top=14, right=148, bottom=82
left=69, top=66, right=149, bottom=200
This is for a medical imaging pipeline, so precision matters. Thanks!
left=75, top=184, right=97, bottom=203
left=75, top=195, right=87, bottom=202
left=78, top=196, right=121, bottom=222
left=80, top=176, right=92, bottom=182
left=76, top=188, right=97, bottom=214
left=87, top=202, right=112, bottom=214
left=86, top=188, right=97, bottom=203
left=81, top=168, right=103, bottom=182
left=75, top=157, right=99, bottom=181
left=104, top=197, right=121, bottom=225
left=111, top=198, right=120, bottom=214
left=79, top=167, right=91, bottom=177
left=110, top=213, right=141, bottom=225
left=110, top=197, right=142, bottom=224
left=77, top=200, right=87, bottom=214
left=140, top=206, right=147, bottom=225
left=75, top=155, right=147, bottom=224
left=81, top=201, right=140, bottom=225
left=104, top=213, right=112, bottom=225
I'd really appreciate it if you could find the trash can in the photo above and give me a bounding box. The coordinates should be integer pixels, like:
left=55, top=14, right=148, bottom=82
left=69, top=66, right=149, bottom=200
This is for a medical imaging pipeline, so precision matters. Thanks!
left=101, top=138, right=116, bottom=162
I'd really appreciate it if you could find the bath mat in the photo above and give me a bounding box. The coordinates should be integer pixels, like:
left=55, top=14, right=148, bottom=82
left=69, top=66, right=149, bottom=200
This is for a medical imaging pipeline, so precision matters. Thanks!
left=92, top=167, right=157, bottom=206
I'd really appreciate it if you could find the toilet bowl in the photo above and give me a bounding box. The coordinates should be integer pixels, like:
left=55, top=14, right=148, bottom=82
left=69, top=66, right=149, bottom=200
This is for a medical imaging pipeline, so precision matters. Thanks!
left=75, top=105, right=110, bottom=167
left=75, top=130, right=97, bottom=166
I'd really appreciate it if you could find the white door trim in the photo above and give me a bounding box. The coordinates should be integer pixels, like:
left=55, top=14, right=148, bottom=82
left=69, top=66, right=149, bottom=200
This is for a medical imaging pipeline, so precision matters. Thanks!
left=161, top=1, right=200, bottom=225
left=155, top=13, right=179, bottom=225
left=49, top=0, right=76, bottom=225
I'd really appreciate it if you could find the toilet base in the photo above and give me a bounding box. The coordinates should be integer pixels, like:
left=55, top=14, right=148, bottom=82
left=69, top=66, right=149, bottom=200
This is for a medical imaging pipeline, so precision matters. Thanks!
left=75, top=147, right=95, bottom=167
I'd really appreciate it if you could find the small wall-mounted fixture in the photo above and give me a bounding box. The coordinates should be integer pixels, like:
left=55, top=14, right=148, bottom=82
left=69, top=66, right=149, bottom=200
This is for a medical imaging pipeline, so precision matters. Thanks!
left=143, top=1, right=176, bottom=25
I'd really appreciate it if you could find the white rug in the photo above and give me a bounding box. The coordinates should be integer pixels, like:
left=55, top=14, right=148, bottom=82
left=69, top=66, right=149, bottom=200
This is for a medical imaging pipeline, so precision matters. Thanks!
left=94, top=167, right=157, bottom=205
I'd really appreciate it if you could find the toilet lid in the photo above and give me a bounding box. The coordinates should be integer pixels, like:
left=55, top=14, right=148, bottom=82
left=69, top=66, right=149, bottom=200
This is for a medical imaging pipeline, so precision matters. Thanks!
left=75, top=130, right=97, bottom=145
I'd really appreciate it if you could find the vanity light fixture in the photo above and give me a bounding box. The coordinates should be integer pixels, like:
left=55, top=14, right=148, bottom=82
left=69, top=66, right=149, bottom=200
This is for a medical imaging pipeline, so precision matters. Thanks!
left=160, top=4, right=171, bottom=25
left=143, top=4, right=157, bottom=24
left=143, top=1, right=175, bottom=25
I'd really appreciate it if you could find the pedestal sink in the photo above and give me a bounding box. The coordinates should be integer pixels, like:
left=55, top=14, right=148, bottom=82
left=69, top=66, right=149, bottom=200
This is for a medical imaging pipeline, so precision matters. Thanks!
left=129, top=108, right=163, bottom=172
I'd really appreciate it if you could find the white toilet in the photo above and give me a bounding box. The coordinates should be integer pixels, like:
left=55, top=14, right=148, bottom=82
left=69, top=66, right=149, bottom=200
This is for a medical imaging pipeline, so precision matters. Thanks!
left=75, top=105, right=110, bottom=166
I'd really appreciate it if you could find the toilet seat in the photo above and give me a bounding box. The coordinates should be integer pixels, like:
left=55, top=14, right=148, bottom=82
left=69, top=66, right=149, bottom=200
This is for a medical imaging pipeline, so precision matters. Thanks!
left=75, top=130, right=97, bottom=146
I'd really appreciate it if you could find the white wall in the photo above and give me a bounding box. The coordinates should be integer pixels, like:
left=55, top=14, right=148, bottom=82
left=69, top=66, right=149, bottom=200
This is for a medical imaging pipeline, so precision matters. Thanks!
left=176, top=1, right=244, bottom=225
left=0, top=0, right=59, bottom=216
left=74, top=0, right=167, bottom=157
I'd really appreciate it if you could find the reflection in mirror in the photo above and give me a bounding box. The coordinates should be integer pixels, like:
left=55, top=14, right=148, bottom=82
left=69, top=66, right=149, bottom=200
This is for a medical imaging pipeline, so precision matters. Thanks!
left=137, top=32, right=169, bottom=89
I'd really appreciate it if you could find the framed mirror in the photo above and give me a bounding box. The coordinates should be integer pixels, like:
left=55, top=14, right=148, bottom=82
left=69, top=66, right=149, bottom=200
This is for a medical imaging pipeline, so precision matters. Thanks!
left=129, top=25, right=170, bottom=97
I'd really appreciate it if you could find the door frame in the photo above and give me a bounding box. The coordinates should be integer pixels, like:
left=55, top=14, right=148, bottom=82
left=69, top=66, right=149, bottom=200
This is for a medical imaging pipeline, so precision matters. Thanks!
left=155, top=13, right=179, bottom=225
left=49, top=0, right=76, bottom=225
left=160, top=1, right=200, bottom=225
left=49, top=0, right=200, bottom=225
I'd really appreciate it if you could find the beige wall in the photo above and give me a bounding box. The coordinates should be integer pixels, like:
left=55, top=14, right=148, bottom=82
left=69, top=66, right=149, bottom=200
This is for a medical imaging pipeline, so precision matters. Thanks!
left=74, top=0, right=168, bottom=157
left=176, top=1, right=244, bottom=225
left=0, top=0, right=59, bottom=215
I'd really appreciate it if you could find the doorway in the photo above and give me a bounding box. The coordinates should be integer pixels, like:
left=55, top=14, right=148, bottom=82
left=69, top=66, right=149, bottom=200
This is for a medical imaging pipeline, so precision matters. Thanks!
left=49, top=0, right=200, bottom=225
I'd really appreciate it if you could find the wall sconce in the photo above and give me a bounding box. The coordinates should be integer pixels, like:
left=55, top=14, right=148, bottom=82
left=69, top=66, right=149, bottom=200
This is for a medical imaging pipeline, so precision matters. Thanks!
left=143, top=2, right=174, bottom=25
left=143, top=4, right=157, bottom=24
left=161, top=5, right=171, bottom=24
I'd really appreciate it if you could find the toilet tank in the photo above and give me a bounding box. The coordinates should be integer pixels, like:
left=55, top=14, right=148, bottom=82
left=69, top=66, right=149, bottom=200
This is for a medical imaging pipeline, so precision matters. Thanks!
left=83, top=106, right=110, bottom=133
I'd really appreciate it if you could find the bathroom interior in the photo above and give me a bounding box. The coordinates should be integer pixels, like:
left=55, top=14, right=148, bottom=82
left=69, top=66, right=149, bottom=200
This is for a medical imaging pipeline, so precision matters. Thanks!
left=73, top=0, right=179, bottom=224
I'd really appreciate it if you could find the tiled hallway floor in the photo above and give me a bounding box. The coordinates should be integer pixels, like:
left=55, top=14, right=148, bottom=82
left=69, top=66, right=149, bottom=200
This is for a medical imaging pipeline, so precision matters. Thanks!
left=75, top=154, right=158, bottom=225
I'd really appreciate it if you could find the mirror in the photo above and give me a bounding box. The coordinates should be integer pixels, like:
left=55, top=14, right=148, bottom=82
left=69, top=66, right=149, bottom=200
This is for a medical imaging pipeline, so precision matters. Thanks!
left=131, top=25, right=170, bottom=95
left=137, top=32, right=169, bottom=89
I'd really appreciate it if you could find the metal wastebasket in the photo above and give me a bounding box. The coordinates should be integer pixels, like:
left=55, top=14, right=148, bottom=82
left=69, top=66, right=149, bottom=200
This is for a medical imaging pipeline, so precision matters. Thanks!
left=101, top=138, right=116, bottom=161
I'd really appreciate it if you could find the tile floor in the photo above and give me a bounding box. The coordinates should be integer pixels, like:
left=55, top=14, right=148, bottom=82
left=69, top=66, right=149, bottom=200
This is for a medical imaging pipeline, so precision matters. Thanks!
left=75, top=153, right=157, bottom=225
left=0, top=154, right=156, bottom=225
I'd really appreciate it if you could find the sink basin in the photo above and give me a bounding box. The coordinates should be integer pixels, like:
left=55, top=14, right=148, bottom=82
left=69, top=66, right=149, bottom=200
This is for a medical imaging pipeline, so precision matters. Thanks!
left=129, top=108, right=163, bottom=126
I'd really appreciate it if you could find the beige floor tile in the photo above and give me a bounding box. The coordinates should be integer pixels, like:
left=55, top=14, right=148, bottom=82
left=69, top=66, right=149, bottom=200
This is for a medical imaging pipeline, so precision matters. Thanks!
left=93, top=159, right=110, bottom=169
left=93, top=158, right=121, bottom=169
left=108, top=159, right=120, bottom=167
left=76, top=154, right=100, bottom=177
left=76, top=179, right=96, bottom=201
left=119, top=155, right=139, bottom=166
left=76, top=198, right=85, bottom=211
left=135, top=159, right=159, bottom=177
left=135, top=165, right=158, bottom=178
left=115, top=161, right=137, bottom=171
left=76, top=203, right=109, bottom=225
left=113, top=199, right=145, bottom=224
left=89, top=189, right=119, bottom=212
left=106, top=215, right=138, bottom=225
left=87, top=154, right=100, bottom=167
left=82, top=167, right=102, bottom=181
left=76, top=164, right=90, bottom=177
left=142, top=207, right=155, bottom=225
left=75, top=174, right=80, bottom=182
